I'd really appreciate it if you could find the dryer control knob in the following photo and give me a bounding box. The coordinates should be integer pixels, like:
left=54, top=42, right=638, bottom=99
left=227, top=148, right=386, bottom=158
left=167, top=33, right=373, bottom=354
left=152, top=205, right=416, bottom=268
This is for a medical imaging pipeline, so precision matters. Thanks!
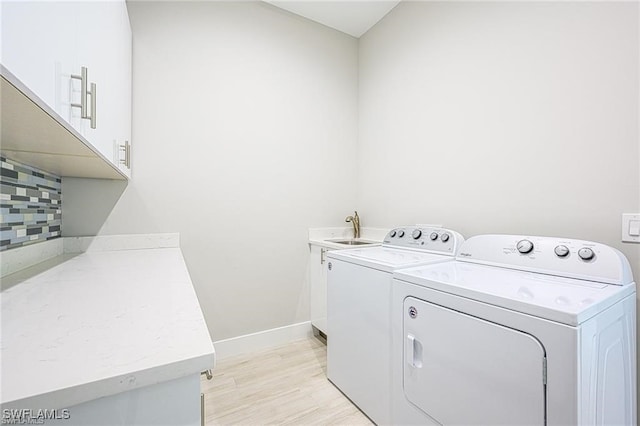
left=398, top=230, right=405, bottom=238
left=390, top=230, right=397, bottom=238
left=440, top=233, right=450, bottom=242
left=554, top=245, right=570, bottom=258
left=430, top=232, right=438, bottom=241
left=578, top=247, right=595, bottom=261
left=517, top=239, right=534, bottom=254
left=412, top=229, right=422, bottom=239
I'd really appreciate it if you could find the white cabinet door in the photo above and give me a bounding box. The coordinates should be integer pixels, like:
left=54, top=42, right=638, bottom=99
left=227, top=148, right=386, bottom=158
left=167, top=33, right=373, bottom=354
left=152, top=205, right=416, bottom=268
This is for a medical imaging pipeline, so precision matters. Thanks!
left=75, top=0, right=132, bottom=175
left=41, top=374, right=201, bottom=426
left=112, top=2, right=132, bottom=178
left=1, top=1, right=77, bottom=124
left=310, top=245, right=331, bottom=334
left=403, top=296, right=546, bottom=426
left=1, top=1, right=132, bottom=175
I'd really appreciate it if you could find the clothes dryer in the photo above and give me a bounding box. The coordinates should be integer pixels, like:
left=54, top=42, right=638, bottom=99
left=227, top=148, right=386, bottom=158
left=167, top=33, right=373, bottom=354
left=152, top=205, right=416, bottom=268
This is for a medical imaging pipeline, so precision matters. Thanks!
left=391, top=234, right=636, bottom=426
left=326, top=226, right=464, bottom=425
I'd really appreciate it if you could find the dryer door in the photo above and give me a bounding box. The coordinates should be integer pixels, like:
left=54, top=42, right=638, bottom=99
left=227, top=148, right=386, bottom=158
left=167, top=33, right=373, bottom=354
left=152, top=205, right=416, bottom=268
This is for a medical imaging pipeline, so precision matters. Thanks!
left=403, top=297, right=546, bottom=425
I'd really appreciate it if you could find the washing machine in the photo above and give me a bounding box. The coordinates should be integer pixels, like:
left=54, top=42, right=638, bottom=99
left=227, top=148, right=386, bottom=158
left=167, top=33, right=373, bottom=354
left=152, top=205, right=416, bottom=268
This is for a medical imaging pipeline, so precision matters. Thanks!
left=326, top=226, right=464, bottom=425
left=391, top=234, right=636, bottom=426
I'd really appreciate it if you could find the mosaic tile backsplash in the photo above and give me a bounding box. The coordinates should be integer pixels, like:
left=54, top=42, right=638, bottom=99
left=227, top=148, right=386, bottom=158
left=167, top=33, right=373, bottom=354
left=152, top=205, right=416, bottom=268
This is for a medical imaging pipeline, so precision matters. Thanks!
left=1, top=157, right=62, bottom=251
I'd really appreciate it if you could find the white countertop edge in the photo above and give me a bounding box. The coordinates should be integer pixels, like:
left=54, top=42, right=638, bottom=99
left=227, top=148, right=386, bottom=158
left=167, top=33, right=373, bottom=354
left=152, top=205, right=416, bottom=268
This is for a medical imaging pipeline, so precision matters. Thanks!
left=309, top=227, right=387, bottom=240
left=63, top=233, right=180, bottom=253
left=0, top=238, right=63, bottom=278
left=1, top=242, right=215, bottom=411
left=308, top=239, right=382, bottom=250
left=1, top=352, right=215, bottom=411
left=308, top=227, right=387, bottom=249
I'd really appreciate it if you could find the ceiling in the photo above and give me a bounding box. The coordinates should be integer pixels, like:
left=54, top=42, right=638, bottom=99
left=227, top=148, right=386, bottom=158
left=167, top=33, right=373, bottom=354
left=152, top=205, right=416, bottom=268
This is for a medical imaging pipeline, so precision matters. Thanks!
left=265, top=1, right=401, bottom=38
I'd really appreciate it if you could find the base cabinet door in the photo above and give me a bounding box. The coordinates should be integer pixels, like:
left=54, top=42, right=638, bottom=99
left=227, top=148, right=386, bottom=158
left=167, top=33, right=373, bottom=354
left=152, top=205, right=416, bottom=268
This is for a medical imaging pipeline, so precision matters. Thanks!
left=39, top=374, right=201, bottom=426
left=310, top=245, right=331, bottom=335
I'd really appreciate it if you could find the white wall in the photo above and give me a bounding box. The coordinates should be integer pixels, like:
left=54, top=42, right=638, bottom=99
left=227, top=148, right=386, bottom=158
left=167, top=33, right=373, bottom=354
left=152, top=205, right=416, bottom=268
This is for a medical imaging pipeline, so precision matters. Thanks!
left=358, top=1, right=640, bottom=411
left=63, top=1, right=359, bottom=340
left=61, top=1, right=640, bottom=351
left=358, top=1, right=639, bottom=275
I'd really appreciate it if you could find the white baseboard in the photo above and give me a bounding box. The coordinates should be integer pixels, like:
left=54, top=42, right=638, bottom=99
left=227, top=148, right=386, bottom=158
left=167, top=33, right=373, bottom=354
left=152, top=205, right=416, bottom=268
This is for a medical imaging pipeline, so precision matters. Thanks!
left=213, top=321, right=313, bottom=360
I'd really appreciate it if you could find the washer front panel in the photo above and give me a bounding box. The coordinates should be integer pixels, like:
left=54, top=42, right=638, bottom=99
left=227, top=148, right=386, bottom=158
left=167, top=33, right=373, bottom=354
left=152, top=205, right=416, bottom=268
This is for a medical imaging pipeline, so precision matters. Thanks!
left=327, top=258, right=395, bottom=424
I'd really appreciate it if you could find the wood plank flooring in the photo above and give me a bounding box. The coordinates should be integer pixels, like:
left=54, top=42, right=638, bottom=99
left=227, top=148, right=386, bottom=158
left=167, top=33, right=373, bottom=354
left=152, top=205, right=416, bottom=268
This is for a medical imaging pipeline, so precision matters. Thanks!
left=201, top=337, right=373, bottom=425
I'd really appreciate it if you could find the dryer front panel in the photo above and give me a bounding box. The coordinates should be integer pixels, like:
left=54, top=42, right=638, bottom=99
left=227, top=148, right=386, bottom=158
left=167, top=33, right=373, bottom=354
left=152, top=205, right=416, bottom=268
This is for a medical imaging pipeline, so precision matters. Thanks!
left=403, top=297, right=546, bottom=425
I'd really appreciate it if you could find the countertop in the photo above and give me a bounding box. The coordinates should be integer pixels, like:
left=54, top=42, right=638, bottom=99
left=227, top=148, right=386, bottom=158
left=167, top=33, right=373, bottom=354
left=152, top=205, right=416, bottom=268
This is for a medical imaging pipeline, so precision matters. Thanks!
left=0, top=245, right=215, bottom=410
left=308, top=227, right=387, bottom=249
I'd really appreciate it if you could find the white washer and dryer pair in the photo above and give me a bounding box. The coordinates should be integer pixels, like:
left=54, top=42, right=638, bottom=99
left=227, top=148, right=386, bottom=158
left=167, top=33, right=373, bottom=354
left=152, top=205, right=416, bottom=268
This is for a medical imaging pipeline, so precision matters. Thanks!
left=326, top=226, right=464, bottom=425
left=392, top=234, right=636, bottom=425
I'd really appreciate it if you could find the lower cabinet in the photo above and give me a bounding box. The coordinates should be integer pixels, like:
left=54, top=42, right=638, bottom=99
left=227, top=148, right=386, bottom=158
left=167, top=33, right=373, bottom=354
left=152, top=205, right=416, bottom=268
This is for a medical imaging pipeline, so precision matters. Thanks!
left=42, top=374, right=202, bottom=426
left=310, top=244, right=333, bottom=335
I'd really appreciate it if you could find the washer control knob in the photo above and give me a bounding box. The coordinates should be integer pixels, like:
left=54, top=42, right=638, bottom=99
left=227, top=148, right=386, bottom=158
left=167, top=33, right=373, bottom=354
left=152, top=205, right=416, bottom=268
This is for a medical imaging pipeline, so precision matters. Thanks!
left=430, top=232, right=438, bottom=241
left=397, top=230, right=405, bottom=238
left=554, top=245, right=570, bottom=258
left=440, top=233, right=450, bottom=242
left=412, top=229, right=422, bottom=240
left=390, top=230, right=397, bottom=238
left=578, top=247, right=595, bottom=261
left=517, top=239, right=534, bottom=254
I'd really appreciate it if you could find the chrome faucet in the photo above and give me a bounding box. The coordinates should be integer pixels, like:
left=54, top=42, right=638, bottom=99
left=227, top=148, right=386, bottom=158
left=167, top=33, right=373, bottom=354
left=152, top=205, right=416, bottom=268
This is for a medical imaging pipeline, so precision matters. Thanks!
left=345, top=211, right=360, bottom=239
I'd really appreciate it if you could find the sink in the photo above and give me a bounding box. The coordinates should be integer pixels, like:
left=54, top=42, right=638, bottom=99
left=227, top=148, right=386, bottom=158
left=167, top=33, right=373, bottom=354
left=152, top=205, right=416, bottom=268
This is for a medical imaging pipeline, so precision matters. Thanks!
left=326, top=239, right=377, bottom=246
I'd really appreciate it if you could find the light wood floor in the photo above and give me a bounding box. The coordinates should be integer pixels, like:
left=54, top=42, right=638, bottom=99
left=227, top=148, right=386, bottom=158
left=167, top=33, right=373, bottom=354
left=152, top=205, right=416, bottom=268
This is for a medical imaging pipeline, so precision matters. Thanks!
left=201, top=337, right=373, bottom=425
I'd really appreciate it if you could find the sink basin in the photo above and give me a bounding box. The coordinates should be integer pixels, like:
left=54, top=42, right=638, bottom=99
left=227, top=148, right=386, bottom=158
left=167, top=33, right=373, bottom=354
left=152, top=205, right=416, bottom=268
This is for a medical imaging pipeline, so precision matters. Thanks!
left=326, top=239, right=377, bottom=246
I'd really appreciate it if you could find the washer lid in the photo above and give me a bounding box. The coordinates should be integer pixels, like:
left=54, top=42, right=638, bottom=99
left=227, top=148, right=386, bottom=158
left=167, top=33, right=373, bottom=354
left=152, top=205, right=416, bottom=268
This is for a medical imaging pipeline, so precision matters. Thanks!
left=395, top=261, right=636, bottom=326
left=327, top=246, right=454, bottom=272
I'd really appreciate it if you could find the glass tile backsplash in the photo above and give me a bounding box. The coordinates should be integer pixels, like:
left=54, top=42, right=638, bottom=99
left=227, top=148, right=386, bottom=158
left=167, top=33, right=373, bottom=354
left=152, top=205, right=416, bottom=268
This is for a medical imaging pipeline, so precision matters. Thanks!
left=1, top=157, right=62, bottom=251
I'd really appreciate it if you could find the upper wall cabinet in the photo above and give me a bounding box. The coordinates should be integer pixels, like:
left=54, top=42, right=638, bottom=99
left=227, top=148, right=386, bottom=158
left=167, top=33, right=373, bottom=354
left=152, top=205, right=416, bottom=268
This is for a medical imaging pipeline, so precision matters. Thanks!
left=1, top=0, right=132, bottom=179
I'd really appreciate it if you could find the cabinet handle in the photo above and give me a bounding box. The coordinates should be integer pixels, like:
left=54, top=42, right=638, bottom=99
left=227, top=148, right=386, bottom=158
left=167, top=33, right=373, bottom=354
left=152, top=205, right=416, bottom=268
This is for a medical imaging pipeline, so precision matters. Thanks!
left=89, top=82, right=96, bottom=129
left=125, top=140, right=130, bottom=168
left=119, top=141, right=131, bottom=169
left=71, top=67, right=89, bottom=118
left=70, top=67, right=96, bottom=129
left=320, top=248, right=326, bottom=264
left=200, top=393, right=205, bottom=426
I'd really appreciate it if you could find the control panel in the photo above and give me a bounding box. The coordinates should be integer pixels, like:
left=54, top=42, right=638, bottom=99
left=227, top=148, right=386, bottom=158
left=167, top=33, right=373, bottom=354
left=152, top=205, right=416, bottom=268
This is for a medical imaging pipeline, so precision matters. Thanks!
left=383, top=227, right=464, bottom=255
left=456, top=234, right=634, bottom=285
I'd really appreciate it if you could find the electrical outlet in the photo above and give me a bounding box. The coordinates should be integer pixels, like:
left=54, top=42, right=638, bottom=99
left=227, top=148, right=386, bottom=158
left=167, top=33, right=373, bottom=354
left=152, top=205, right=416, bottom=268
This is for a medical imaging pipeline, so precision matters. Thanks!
left=622, top=213, right=640, bottom=243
